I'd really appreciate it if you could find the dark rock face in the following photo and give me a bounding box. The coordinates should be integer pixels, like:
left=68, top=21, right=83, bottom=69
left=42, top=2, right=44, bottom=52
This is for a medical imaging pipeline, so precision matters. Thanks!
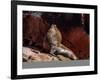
left=42, top=13, right=82, bottom=30
left=23, top=14, right=50, bottom=50
left=23, top=12, right=89, bottom=59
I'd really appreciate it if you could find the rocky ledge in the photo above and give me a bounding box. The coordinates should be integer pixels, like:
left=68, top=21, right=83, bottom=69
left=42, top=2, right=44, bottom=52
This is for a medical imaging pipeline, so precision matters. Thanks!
left=23, top=47, right=71, bottom=63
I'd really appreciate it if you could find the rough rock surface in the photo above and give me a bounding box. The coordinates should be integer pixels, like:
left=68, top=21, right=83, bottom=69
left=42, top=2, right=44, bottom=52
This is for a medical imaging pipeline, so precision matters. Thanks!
left=23, top=47, right=71, bottom=62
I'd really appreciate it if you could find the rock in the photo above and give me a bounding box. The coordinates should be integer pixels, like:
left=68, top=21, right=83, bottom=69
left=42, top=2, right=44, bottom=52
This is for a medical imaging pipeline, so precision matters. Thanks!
left=22, top=47, right=71, bottom=62
left=23, top=47, right=42, bottom=62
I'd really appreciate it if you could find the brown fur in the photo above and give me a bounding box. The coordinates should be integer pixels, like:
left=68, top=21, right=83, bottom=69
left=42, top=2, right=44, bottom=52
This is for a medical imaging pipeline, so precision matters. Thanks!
left=47, top=24, right=78, bottom=60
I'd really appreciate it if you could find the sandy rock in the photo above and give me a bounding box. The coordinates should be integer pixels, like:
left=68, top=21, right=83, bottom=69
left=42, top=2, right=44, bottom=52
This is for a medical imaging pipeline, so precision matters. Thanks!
left=23, top=47, right=71, bottom=62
